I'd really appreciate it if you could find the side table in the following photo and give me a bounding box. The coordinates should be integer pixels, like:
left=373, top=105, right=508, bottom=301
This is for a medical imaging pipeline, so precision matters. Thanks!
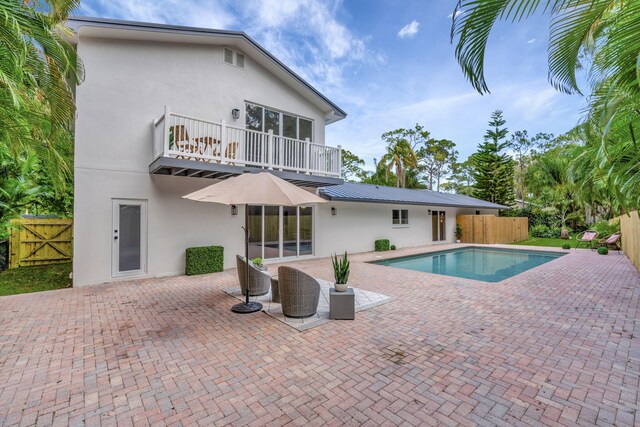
left=329, top=288, right=355, bottom=320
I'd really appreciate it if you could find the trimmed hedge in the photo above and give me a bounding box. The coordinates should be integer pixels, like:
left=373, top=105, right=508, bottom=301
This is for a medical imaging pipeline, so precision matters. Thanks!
left=375, top=239, right=390, bottom=252
left=185, top=245, right=224, bottom=275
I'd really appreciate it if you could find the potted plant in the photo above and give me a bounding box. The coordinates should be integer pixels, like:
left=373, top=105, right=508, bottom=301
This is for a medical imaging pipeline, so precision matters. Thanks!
left=455, top=223, right=463, bottom=243
left=250, top=257, right=266, bottom=270
left=332, top=251, right=350, bottom=292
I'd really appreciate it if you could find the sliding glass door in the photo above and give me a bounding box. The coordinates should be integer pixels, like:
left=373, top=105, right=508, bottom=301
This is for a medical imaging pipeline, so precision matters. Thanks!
left=247, top=205, right=313, bottom=259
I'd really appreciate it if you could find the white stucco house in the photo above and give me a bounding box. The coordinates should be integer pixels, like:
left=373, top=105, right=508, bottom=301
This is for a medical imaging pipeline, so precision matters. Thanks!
left=69, top=17, right=504, bottom=287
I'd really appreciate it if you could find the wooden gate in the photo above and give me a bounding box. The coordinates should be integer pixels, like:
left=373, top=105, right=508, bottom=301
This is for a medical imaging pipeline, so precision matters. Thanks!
left=456, top=215, right=528, bottom=244
left=9, top=218, right=73, bottom=268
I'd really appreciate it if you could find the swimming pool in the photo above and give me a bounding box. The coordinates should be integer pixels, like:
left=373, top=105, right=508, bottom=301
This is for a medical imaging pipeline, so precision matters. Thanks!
left=372, top=247, right=566, bottom=282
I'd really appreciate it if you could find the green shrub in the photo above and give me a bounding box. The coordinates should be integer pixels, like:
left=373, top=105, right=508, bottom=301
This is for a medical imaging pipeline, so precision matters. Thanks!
left=562, top=243, right=571, bottom=250
left=390, top=244, right=396, bottom=250
left=250, top=257, right=263, bottom=268
left=185, top=245, right=224, bottom=275
left=597, top=246, right=609, bottom=255
left=375, top=239, right=390, bottom=251
left=530, top=224, right=551, bottom=238
left=530, top=224, right=570, bottom=238
left=591, top=220, right=620, bottom=237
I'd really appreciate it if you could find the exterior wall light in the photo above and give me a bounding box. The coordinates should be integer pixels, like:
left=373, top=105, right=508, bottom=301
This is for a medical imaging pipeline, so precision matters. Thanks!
left=428, top=209, right=432, bottom=215
left=231, top=205, right=238, bottom=215
left=331, top=207, right=337, bottom=216
left=231, top=108, right=240, bottom=120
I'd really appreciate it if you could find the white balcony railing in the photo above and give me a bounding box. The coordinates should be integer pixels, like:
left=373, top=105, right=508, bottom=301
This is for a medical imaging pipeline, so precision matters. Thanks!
left=152, top=106, right=341, bottom=178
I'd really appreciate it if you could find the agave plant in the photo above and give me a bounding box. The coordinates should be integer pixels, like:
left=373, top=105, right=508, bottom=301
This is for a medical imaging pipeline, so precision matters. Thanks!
left=331, top=252, right=350, bottom=285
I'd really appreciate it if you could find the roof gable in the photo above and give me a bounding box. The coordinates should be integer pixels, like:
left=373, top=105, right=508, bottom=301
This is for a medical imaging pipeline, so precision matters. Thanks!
left=67, top=16, right=346, bottom=124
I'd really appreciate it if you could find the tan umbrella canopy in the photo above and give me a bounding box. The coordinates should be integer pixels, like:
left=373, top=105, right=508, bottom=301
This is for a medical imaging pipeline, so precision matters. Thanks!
left=182, top=172, right=327, bottom=313
left=183, top=172, right=327, bottom=206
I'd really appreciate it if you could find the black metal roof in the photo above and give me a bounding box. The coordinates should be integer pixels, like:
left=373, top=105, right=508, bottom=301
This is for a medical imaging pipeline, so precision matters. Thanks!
left=319, top=183, right=508, bottom=209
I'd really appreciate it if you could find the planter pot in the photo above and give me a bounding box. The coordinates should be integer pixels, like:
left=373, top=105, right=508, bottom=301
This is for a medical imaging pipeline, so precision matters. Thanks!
left=456, top=239, right=461, bottom=243
left=334, top=283, right=348, bottom=292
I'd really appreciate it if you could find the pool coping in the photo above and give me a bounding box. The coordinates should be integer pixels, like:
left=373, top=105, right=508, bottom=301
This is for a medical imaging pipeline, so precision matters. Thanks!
left=356, top=243, right=573, bottom=285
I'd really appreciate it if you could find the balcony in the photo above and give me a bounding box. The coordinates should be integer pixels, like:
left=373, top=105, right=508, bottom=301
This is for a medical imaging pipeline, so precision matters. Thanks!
left=150, top=106, right=343, bottom=187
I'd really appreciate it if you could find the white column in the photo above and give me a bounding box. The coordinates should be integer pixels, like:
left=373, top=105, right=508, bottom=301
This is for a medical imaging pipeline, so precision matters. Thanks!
left=267, top=129, right=274, bottom=170
left=162, top=105, right=171, bottom=156
left=337, top=145, right=342, bottom=178
left=220, top=119, right=227, bottom=164
left=305, top=138, right=311, bottom=174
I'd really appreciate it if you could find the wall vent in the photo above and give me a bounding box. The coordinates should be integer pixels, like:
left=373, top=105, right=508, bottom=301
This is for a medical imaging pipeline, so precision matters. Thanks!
left=223, top=48, right=245, bottom=69
left=223, top=48, right=234, bottom=64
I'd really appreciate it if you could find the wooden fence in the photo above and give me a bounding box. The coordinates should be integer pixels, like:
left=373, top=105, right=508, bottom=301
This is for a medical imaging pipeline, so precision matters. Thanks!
left=617, top=211, right=640, bottom=271
left=9, top=218, right=73, bottom=269
left=456, top=215, right=528, bottom=244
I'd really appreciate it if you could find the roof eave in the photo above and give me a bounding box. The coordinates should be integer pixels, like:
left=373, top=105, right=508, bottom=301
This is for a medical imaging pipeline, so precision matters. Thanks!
left=319, top=194, right=506, bottom=210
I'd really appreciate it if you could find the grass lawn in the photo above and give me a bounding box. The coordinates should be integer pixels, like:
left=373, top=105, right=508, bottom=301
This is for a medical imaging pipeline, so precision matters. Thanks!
left=0, top=263, right=72, bottom=296
left=509, top=236, right=574, bottom=248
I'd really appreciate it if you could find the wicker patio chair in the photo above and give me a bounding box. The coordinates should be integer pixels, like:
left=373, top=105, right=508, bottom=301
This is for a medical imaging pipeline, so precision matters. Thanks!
left=236, top=255, right=270, bottom=297
left=575, top=230, right=598, bottom=249
left=597, top=233, right=621, bottom=253
left=277, top=266, right=321, bottom=318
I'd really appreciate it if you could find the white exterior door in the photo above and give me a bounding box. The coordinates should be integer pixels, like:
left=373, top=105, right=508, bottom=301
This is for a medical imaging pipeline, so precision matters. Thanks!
left=112, top=199, right=147, bottom=277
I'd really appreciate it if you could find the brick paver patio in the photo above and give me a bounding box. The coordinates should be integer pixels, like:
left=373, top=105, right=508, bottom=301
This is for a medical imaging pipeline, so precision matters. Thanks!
left=0, top=244, right=638, bottom=426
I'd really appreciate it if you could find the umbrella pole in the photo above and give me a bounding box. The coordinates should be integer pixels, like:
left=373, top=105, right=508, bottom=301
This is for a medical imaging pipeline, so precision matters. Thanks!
left=231, top=204, right=263, bottom=314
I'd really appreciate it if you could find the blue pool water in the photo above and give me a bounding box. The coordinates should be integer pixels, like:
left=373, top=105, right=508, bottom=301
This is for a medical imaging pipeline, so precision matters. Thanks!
left=372, top=247, right=565, bottom=282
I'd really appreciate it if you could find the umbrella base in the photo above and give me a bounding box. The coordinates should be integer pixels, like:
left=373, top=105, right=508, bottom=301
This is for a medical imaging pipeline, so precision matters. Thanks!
left=231, top=301, right=263, bottom=314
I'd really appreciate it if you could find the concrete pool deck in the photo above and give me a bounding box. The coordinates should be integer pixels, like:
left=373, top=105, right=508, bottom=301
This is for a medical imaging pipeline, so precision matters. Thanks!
left=0, top=243, right=638, bottom=426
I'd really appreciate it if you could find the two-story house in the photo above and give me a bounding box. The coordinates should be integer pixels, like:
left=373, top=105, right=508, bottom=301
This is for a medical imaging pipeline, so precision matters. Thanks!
left=69, top=17, right=504, bottom=287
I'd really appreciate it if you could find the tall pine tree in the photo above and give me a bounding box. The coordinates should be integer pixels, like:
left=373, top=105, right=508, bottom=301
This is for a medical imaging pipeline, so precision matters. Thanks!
left=471, top=110, right=515, bottom=206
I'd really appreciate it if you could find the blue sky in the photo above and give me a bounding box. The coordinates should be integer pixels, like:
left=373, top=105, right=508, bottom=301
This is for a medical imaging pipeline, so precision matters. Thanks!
left=80, top=0, right=586, bottom=168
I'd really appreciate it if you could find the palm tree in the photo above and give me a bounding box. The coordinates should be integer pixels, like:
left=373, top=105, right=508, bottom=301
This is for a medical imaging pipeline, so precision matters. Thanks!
left=527, top=150, right=579, bottom=237
left=379, top=139, right=418, bottom=188
left=0, top=0, right=83, bottom=190
left=450, top=0, right=640, bottom=209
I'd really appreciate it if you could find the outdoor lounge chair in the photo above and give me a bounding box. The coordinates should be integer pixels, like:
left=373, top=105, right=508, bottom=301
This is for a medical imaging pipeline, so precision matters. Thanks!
left=169, top=125, right=198, bottom=158
left=277, top=266, right=321, bottom=318
left=598, top=233, right=621, bottom=253
left=575, top=231, right=598, bottom=249
left=236, top=255, right=270, bottom=297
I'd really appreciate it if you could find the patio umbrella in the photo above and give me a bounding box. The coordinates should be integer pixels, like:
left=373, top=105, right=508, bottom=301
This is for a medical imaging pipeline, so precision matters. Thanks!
left=182, top=172, right=327, bottom=314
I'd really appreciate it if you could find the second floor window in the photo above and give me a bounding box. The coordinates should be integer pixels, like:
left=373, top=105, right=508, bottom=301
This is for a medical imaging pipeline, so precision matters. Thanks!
left=245, top=102, right=313, bottom=142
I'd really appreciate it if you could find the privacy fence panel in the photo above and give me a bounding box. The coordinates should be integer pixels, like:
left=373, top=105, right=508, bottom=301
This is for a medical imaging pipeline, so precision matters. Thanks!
left=9, top=218, right=73, bottom=269
left=456, top=215, right=528, bottom=244
left=617, top=211, right=639, bottom=271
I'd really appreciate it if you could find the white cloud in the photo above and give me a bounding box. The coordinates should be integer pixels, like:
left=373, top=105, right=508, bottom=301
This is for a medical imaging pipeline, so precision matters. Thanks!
left=527, top=38, right=536, bottom=44
left=239, top=0, right=377, bottom=91
left=447, top=10, right=464, bottom=19
left=397, top=20, right=420, bottom=39
left=80, top=0, right=237, bottom=30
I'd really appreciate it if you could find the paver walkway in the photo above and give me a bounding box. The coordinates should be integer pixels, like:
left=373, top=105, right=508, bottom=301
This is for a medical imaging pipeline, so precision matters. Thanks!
left=0, top=244, right=638, bottom=426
